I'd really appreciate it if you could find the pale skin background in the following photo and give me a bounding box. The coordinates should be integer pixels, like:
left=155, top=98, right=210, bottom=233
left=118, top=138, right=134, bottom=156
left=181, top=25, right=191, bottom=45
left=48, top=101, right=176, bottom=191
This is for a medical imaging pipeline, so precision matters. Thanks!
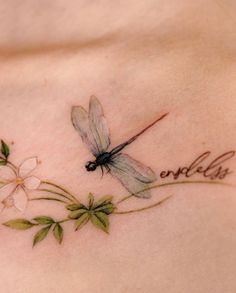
left=0, top=0, right=236, bottom=292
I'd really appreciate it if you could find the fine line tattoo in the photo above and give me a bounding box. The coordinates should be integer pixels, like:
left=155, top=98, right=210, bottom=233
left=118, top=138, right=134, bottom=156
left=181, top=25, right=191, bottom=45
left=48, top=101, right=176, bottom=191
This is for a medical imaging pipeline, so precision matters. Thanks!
left=0, top=139, right=232, bottom=247
left=71, top=96, right=168, bottom=198
left=0, top=95, right=234, bottom=247
left=160, top=151, right=235, bottom=180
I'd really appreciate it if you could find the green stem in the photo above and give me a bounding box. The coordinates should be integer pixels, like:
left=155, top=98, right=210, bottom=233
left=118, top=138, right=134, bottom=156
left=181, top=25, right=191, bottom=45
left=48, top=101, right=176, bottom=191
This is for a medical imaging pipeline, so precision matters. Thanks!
left=0, top=181, right=7, bottom=185
left=57, top=218, right=71, bottom=224
left=114, top=195, right=172, bottom=214
left=117, top=180, right=231, bottom=204
left=7, top=160, right=18, bottom=170
left=4, top=161, right=18, bottom=175
left=0, top=181, right=13, bottom=190
left=29, top=197, right=68, bottom=204
left=36, top=188, right=74, bottom=203
left=41, top=180, right=79, bottom=203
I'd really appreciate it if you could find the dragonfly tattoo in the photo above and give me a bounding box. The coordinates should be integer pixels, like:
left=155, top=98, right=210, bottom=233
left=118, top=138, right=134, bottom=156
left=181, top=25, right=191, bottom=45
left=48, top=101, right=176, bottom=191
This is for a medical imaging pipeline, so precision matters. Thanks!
left=71, top=96, right=168, bottom=198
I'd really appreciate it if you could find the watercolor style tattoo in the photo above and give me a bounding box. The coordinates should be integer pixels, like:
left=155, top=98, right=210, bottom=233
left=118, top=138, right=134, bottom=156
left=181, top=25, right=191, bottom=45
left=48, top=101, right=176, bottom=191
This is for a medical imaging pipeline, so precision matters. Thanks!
left=1, top=96, right=235, bottom=247
left=71, top=96, right=168, bottom=198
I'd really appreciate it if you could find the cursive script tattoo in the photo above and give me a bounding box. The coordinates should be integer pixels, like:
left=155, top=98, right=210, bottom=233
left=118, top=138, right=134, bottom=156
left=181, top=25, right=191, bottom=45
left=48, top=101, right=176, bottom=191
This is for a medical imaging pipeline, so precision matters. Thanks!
left=0, top=95, right=234, bottom=247
left=160, top=151, right=235, bottom=180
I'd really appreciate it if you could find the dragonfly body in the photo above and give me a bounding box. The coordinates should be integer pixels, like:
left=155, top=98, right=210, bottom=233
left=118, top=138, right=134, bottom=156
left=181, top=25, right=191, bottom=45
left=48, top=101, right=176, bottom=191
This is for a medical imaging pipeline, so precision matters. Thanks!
left=87, top=134, right=133, bottom=171
left=71, top=96, right=168, bottom=198
left=86, top=143, right=127, bottom=172
left=86, top=152, right=111, bottom=171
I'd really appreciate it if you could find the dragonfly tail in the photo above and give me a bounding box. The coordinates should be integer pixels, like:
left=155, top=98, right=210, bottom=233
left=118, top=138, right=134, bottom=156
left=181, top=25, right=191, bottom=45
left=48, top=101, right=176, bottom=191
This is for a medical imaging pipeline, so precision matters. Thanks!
left=110, top=113, right=168, bottom=156
left=126, top=112, right=169, bottom=145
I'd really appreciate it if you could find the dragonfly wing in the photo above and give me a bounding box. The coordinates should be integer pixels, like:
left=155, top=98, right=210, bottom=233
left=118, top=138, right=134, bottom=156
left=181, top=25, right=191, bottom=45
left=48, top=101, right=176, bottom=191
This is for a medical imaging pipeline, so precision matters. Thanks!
left=89, top=96, right=110, bottom=153
left=108, top=153, right=157, bottom=198
left=71, top=105, right=99, bottom=156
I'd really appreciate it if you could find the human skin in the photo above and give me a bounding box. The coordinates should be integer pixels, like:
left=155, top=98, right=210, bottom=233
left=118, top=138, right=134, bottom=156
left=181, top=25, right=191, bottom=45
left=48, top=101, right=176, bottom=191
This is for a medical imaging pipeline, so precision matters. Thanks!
left=0, top=1, right=236, bottom=292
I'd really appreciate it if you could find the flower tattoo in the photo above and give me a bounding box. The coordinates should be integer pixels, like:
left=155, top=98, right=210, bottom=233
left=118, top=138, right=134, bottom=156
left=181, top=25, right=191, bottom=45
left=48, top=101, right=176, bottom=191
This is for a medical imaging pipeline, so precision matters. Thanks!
left=0, top=155, right=40, bottom=211
left=0, top=96, right=234, bottom=247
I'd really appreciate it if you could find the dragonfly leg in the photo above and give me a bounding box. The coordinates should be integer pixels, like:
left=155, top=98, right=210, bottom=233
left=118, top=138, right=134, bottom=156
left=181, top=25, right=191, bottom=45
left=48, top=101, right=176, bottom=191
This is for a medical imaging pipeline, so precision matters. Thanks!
left=100, top=165, right=104, bottom=178
left=105, top=164, right=111, bottom=173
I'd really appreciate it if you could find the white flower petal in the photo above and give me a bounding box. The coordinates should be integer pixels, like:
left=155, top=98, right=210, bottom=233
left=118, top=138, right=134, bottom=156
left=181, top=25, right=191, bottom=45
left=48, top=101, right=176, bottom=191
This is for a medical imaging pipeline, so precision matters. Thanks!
left=0, top=182, right=16, bottom=202
left=13, top=187, right=28, bottom=212
left=24, top=176, right=41, bottom=190
left=2, top=194, right=14, bottom=208
left=0, top=202, right=4, bottom=213
left=19, top=157, right=39, bottom=178
left=0, top=165, right=15, bottom=181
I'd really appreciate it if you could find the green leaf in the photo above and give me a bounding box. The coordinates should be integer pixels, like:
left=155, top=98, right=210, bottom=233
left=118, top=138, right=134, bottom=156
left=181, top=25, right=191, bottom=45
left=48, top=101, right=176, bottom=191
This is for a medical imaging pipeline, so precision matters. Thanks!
left=33, top=216, right=55, bottom=225
left=90, top=212, right=109, bottom=233
left=0, top=160, right=7, bottom=166
left=53, top=223, right=63, bottom=244
left=66, top=203, right=85, bottom=211
left=33, top=225, right=51, bottom=247
left=75, top=213, right=90, bottom=231
left=94, top=203, right=115, bottom=215
left=1, top=140, right=10, bottom=159
left=93, top=195, right=113, bottom=209
left=68, top=209, right=88, bottom=219
left=3, top=219, right=34, bottom=230
left=88, top=192, right=94, bottom=209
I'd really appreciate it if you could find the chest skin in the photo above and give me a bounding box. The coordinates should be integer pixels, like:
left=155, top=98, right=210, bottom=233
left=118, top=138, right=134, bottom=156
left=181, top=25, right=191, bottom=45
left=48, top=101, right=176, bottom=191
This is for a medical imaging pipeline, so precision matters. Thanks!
left=0, top=1, right=236, bottom=293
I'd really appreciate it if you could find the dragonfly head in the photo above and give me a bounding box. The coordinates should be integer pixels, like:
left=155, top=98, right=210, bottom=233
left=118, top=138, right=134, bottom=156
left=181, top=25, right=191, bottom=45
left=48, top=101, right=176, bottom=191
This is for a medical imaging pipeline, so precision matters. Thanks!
left=85, top=161, right=97, bottom=171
